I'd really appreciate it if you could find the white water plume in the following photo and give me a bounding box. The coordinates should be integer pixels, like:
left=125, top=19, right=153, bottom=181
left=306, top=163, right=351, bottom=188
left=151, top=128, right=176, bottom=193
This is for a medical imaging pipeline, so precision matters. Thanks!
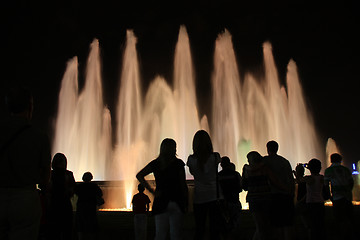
left=53, top=26, right=331, bottom=208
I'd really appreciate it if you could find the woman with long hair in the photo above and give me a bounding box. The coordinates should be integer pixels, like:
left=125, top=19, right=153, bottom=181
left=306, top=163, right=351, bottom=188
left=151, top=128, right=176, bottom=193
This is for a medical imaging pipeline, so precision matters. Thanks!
left=136, top=138, right=188, bottom=240
left=46, top=153, right=76, bottom=240
left=187, top=130, right=223, bottom=240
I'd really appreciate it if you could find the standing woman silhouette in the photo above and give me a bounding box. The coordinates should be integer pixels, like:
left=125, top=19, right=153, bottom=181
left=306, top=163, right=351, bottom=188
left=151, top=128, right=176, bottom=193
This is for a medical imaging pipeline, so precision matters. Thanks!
left=46, top=153, right=76, bottom=240
left=187, top=130, right=223, bottom=240
left=136, top=138, right=188, bottom=240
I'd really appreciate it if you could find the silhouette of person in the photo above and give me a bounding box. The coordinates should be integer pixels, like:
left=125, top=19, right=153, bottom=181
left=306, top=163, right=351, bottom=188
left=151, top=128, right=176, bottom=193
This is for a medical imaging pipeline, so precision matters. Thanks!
left=137, top=138, right=188, bottom=240
left=46, top=153, right=76, bottom=240
left=293, top=164, right=308, bottom=235
left=263, top=140, right=295, bottom=240
left=295, top=159, right=326, bottom=240
left=0, top=85, right=51, bottom=240
left=242, top=151, right=287, bottom=240
left=324, top=153, right=354, bottom=239
left=293, top=164, right=307, bottom=203
left=186, top=130, right=224, bottom=240
left=218, top=156, right=242, bottom=232
left=132, top=183, right=151, bottom=240
left=75, top=172, right=103, bottom=240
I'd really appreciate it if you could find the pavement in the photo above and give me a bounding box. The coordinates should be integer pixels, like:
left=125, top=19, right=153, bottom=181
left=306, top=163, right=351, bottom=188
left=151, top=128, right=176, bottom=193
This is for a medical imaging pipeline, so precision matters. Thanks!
left=94, top=206, right=360, bottom=240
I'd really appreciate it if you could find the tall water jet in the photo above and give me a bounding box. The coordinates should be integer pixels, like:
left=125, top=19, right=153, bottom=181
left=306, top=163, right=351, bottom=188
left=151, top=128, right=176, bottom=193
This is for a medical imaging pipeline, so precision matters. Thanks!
left=138, top=26, right=204, bottom=172
left=286, top=60, right=322, bottom=163
left=53, top=57, right=79, bottom=157
left=326, top=138, right=340, bottom=166
left=212, top=36, right=323, bottom=171
left=173, top=26, right=202, bottom=174
left=111, top=30, right=144, bottom=208
left=53, top=26, right=326, bottom=209
left=212, top=30, right=244, bottom=167
left=262, top=42, right=291, bottom=155
left=104, top=26, right=204, bottom=208
left=53, top=40, right=112, bottom=181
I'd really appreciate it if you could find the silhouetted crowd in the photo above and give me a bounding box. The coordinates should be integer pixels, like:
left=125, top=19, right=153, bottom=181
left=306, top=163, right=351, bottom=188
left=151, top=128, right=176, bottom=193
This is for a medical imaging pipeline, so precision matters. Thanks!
left=0, top=86, right=356, bottom=240
left=136, top=131, right=355, bottom=240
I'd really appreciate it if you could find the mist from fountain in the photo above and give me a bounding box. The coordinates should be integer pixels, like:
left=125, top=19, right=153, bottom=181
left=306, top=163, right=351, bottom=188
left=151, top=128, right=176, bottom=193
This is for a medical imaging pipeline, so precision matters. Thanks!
left=53, top=40, right=112, bottom=181
left=53, top=26, right=326, bottom=209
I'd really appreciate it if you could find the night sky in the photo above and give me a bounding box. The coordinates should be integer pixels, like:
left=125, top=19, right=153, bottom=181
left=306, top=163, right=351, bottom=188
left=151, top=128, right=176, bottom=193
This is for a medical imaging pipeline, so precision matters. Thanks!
left=1, top=0, right=359, bottom=167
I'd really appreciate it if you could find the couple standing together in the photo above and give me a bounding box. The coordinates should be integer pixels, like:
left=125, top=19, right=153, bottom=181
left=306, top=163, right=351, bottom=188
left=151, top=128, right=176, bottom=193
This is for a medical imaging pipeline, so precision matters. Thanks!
left=137, top=130, right=234, bottom=240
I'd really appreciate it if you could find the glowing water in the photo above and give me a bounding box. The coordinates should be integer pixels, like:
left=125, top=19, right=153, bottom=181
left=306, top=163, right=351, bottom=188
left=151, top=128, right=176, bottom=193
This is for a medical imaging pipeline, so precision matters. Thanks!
left=212, top=31, right=322, bottom=170
left=326, top=138, right=340, bottom=166
left=53, top=26, right=325, bottom=208
left=53, top=40, right=112, bottom=181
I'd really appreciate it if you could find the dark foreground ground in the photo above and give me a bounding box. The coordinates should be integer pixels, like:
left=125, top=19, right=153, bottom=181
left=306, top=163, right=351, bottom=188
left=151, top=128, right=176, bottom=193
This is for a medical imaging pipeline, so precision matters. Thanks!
left=93, top=206, right=360, bottom=240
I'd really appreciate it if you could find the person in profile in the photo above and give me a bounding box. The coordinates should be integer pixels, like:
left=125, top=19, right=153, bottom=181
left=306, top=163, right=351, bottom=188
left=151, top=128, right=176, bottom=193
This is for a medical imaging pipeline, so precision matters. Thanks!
left=218, top=156, right=242, bottom=233
left=132, top=183, right=151, bottom=240
left=75, top=172, right=103, bottom=240
left=186, top=130, right=224, bottom=240
left=0, top=85, right=51, bottom=240
left=46, top=152, right=76, bottom=240
left=136, top=138, right=188, bottom=240
left=263, top=140, right=295, bottom=240
left=294, top=159, right=326, bottom=240
left=324, top=153, right=354, bottom=239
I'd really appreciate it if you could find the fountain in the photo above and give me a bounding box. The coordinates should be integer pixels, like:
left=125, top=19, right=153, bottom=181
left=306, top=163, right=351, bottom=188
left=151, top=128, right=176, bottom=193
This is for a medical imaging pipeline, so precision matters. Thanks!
left=53, top=26, right=326, bottom=209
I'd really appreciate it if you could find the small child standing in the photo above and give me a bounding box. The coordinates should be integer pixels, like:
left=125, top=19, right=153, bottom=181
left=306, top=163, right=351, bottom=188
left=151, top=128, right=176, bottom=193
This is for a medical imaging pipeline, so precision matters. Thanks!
left=293, top=164, right=308, bottom=233
left=295, top=159, right=326, bottom=240
left=132, top=184, right=151, bottom=240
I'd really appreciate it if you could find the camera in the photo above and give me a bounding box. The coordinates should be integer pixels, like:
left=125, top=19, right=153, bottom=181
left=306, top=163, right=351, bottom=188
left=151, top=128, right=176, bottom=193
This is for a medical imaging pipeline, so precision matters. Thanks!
left=301, top=163, right=308, bottom=168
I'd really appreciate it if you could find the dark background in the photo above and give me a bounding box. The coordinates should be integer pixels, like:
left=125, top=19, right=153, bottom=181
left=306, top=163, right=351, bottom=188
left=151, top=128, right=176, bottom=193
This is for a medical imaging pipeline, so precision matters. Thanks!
left=1, top=0, right=359, bottom=166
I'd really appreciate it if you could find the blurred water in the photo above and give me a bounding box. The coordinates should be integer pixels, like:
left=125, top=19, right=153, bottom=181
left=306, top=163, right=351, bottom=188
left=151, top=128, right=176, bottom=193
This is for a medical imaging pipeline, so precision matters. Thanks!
left=53, top=26, right=326, bottom=208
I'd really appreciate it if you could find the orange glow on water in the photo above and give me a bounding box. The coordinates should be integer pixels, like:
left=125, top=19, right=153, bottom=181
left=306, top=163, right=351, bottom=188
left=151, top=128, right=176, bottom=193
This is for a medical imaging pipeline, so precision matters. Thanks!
left=99, top=208, right=131, bottom=212
left=54, top=27, right=335, bottom=210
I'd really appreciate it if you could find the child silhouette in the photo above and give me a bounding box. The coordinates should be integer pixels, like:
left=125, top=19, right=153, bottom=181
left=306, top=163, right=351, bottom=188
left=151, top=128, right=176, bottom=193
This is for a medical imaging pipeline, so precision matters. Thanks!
left=132, top=184, right=151, bottom=240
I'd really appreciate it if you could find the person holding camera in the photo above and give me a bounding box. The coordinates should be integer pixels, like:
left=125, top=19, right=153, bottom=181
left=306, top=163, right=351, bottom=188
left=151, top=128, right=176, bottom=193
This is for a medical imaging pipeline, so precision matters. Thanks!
left=294, top=159, right=326, bottom=240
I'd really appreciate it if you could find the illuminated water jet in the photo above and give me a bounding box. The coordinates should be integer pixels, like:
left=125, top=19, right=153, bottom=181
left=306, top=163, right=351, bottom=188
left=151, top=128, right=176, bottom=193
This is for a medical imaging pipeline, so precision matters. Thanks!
left=53, top=26, right=329, bottom=209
